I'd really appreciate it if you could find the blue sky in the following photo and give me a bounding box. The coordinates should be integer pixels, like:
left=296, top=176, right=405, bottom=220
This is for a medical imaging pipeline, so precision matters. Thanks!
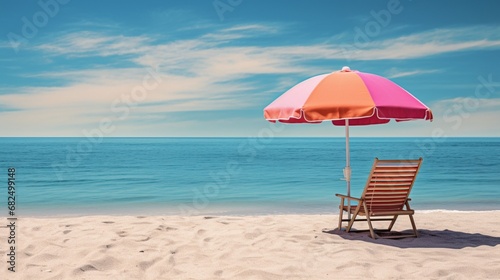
left=1, top=0, right=499, bottom=137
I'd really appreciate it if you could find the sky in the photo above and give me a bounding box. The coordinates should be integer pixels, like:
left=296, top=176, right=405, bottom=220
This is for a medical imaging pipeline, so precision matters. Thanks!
left=0, top=0, right=499, bottom=137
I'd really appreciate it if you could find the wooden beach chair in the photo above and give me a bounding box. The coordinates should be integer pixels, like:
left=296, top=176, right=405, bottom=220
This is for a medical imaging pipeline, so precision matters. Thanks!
left=336, top=158, right=423, bottom=239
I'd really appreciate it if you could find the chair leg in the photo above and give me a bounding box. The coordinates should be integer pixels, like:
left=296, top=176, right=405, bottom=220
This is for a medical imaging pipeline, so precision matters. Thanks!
left=388, top=215, right=399, bottom=231
left=405, top=201, right=418, bottom=237
left=363, top=202, right=376, bottom=239
left=409, top=214, right=418, bottom=237
left=346, top=205, right=361, bottom=233
left=338, top=198, right=344, bottom=230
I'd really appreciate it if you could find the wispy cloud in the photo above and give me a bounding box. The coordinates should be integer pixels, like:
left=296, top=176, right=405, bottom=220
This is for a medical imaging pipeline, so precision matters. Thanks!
left=201, top=24, right=279, bottom=41
left=344, top=98, right=500, bottom=137
left=220, top=24, right=279, bottom=34
left=2, top=23, right=500, bottom=136
left=0, top=41, right=14, bottom=48
left=340, top=26, right=500, bottom=60
left=386, top=68, right=442, bottom=78
left=419, top=98, right=500, bottom=136
left=36, top=31, right=152, bottom=56
left=431, top=97, right=500, bottom=113
left=35, top=25, right=500, bottom=63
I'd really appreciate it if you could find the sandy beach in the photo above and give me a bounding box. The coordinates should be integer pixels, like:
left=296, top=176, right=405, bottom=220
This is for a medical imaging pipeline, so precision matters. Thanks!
left=2, top=211, right=500, bottom=279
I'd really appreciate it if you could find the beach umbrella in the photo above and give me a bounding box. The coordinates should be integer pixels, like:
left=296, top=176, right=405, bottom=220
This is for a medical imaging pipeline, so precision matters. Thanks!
left=263, top=66, right=433, bottom=217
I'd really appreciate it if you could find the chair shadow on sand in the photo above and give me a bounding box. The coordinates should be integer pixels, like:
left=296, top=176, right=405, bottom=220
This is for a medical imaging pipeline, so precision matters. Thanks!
left=322, top=228, right=500, bottom=249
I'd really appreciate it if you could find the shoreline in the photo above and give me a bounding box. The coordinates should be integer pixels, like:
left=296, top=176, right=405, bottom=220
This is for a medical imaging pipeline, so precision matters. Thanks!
left=3, top=209, right=500, bottom=219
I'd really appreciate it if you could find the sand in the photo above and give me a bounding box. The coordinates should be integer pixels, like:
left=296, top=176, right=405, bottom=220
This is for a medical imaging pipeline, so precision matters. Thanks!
left=1, top=211, right=500, bottom=279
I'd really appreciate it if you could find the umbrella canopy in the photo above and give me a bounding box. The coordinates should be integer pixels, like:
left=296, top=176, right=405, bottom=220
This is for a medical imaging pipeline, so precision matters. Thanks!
left=264, top=66, right=433, bottom=125
left=263, top=66, right=433, bottom=217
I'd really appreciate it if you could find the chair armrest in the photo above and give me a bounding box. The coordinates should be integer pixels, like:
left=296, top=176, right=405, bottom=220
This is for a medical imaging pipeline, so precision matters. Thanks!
left=335, top=194, right=361, bottom=202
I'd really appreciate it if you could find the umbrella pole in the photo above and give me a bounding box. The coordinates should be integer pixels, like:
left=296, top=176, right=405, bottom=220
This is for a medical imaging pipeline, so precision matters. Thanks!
left=345, top=119, right=352, bottom=220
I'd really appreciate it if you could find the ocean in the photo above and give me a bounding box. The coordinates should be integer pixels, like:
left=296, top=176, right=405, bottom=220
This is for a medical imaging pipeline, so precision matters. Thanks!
left=1, top=137, right=499, bottom=216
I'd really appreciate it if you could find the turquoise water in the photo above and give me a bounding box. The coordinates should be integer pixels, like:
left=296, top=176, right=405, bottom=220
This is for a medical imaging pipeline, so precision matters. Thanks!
left=1, top=137, right=499, bottom=216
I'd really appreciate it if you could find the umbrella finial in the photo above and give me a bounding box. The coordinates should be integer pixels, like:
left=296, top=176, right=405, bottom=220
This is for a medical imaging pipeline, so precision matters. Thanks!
left=341, top=66, right=351, bottom=72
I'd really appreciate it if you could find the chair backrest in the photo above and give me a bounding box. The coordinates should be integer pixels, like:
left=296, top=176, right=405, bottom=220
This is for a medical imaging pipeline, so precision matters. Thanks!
left=360, top=158, right=423, bottom=213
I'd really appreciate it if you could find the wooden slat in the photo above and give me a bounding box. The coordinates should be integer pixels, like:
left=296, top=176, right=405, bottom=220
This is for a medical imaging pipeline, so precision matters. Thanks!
left=365, top=194, right=408, bottom=197
left=365, top=194, right=408, bottom=198
left=366, top=201, right=407, bottom=205
left=372, top=174, right=415, bottom=178
left=373, top=172, right=416, bottom=175
left=367, top=185, right=410, bottom=188
left=365, top=193, right=409, bottom=196
left=372, top=174, right=416, bottom=178
left=366, top=196, right=407, bottom=200
left=365, top=188, right=410, bottom=191
left=366, top=187, right=410, bottom=191
left=366, top=203, right=405, bottom=207
left=366, top=194, right=409, bottom=198
left=375, top=166, right=418, bottom=169
left=366, top=201, right=406, bottom=205
left=371, top=210, right=414, bottom=216
left=366, top=198, right=408, bottom=202
left=375, top=169, right=418, bottom=172
left=366, top=200, right=407, bottom=203
left=371, top=177, right=414, bottom=181
left=368, top=182, right=412, bottom=186
left=372, top=177, right=415, bottom=181
left=375, top=167, right=417, bottom=170
left=365, top=198, right=407, bottom=202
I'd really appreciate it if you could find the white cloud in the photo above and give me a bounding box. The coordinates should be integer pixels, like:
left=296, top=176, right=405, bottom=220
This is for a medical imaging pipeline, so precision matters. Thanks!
left=200, top=24, right=278, bottom=41
left=0, top=41, right=10, bottom=48
left=386, top=68, right=442, bottom=78
left=36, top=31, right=152, bottom=56
left=338, top=26, right=500, bottom=60
left=431, top=97, right=500, bottom=114
left=2, top=24, right=500, bottom=136
left=408, top=97, right=500, bottom=137
left=34, top=25, right=500, bottom=66
left=0, top=65, right=266, bottom=136
left=219, top=24, right=279, bottom=34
